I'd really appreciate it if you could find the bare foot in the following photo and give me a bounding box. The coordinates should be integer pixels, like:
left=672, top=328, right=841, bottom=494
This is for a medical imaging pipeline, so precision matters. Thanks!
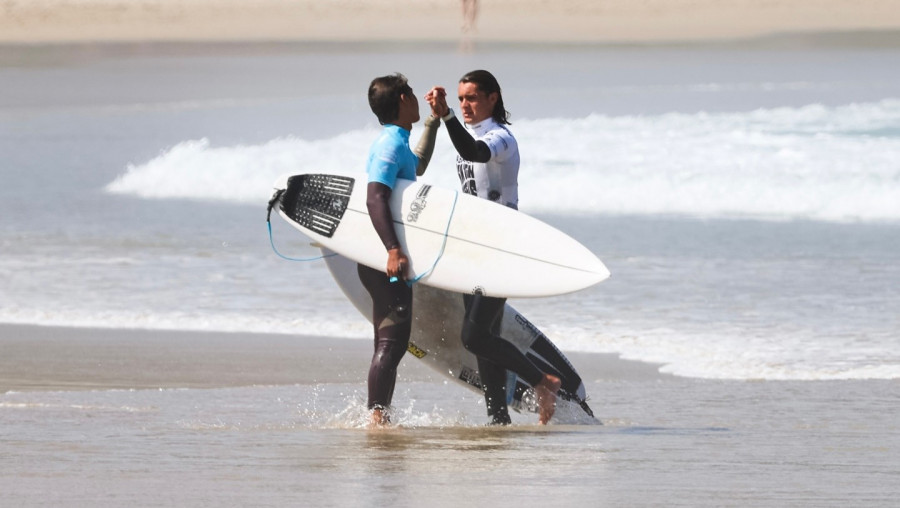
left=369, top=407, right=390, bottom=427
left=535, top=374, right=561, bottom=425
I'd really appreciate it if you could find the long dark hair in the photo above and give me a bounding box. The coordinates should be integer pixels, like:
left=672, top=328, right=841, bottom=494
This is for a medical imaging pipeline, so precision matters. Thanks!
left=460, top=69, right=511, bottom=125
left=368, top=73, right=412, bottom=125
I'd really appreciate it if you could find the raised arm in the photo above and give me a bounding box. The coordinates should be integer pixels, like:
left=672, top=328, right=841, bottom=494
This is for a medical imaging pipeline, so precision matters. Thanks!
left=413, top=115, right=441, bottom=176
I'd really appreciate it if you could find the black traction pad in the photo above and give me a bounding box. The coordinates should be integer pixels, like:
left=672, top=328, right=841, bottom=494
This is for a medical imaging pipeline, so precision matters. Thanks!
left=279, top=174, right=355, bottom=238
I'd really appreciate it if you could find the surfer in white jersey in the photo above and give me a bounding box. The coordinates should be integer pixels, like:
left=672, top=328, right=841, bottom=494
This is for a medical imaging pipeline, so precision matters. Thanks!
left=426, top=70, right=561, bottom=425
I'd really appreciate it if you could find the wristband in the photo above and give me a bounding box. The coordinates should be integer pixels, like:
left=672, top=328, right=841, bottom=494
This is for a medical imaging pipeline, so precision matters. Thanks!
left=442, top=109, right=455, bottom=122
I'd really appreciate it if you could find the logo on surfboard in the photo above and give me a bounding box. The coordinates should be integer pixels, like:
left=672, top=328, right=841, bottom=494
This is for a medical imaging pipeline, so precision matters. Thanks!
left=406, top=342, right=427, bottom=359
left=407, top=185, right=431, bottom=222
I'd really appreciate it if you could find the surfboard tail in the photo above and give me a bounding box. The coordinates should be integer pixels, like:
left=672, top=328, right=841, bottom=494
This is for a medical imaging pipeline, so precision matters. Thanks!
left=278, top=174, right=354, bottom=239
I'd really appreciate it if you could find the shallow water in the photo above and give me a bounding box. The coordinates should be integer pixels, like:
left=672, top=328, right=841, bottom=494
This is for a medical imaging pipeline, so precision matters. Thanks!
left=3, top=376, right=898, bottom=507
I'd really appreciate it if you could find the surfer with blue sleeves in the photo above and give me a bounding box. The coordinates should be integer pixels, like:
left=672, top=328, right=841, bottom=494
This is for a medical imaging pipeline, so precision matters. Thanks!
left=425, top=70, right=562, bottom=425
left=361, top=73, right=440, bottom=426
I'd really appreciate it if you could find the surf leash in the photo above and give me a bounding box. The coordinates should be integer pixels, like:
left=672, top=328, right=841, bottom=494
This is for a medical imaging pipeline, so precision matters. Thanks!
left=266, top=185, right=456, bottom=274
left=266, top=188, right=336, bottom=262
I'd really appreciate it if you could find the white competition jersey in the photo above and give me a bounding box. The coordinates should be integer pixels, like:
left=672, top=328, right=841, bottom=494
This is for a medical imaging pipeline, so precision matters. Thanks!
left=456, top=118, right=520, bottom=209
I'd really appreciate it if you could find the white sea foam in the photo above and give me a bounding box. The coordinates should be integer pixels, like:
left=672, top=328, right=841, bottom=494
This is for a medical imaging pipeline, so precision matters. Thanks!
left=545, top=323, right=900, bottom=381
left=0, top=306, right=370, bottom=339
left=106, top=99, right=900, bottom=223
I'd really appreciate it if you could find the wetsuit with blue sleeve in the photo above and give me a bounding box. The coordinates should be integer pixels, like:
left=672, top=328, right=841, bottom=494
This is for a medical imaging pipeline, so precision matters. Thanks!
left=359, top=119, right=438, bottom=412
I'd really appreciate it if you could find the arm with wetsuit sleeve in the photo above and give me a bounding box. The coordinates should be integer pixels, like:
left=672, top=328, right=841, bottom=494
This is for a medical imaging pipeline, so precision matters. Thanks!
left=366, top=182, right=400, bottom=251
left=413, top=115, right=441, bottom=176
left=443, top=112, right=492, bottom=163
left=366, top=182, right=408, bottom=280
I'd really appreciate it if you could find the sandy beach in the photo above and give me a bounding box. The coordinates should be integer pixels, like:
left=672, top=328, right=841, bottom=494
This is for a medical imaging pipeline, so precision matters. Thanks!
left=0, top=324, right=668, bottom=393
left=2, top=0, right=900, bottom=44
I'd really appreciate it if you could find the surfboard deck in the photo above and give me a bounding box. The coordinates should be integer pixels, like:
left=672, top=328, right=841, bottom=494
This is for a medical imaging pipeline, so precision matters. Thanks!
left=322, top=250, right=598, bottom=422
left=273, top=173, right=610, bottom=298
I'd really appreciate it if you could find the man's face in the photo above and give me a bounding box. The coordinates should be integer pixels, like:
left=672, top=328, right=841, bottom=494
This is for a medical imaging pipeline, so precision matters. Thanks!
left=398, top=86, right=420, bottom=125
left=457, top=82, right=497, bottom=125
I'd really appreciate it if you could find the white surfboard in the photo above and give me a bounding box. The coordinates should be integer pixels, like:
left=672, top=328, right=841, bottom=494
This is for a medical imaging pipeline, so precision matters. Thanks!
left=272, top=173, right=609, bottom=298
left=322, top=250, right=597, bottom=421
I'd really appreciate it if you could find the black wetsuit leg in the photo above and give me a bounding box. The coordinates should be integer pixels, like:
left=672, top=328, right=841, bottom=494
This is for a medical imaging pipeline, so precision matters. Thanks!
left=358, top=263, right=412, bottom=410
left=462, top=294, right=542, bottom=423
left=476, top=356, right=511, bottom=425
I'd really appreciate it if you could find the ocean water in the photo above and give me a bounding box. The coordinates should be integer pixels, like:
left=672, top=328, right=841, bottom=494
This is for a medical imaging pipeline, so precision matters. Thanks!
left=3, top=38, right=900, bottom=508
left=2, top=39, right=900, bottom=382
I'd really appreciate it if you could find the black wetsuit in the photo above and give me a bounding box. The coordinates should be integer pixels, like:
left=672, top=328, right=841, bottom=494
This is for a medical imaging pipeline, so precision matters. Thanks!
left=358, top=262, right=412, bottom=410
left=462, top=293, right=543, bottom=424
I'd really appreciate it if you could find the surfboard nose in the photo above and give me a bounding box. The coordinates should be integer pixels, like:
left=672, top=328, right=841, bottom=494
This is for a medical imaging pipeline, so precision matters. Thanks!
left=592, top=258, right=612, bottom=282
left=563, top=254, right=610, bottom=294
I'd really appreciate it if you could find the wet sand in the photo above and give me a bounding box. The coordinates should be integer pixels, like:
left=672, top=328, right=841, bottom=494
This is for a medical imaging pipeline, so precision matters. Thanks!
left=0, top=323, right=668, bottom=393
